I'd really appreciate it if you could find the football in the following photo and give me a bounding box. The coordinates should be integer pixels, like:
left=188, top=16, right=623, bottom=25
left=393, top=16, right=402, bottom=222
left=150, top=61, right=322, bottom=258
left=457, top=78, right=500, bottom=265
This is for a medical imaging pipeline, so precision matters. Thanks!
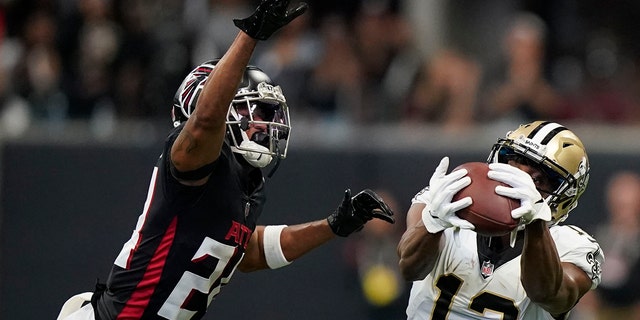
left=451, top=162, right=520, bottom=236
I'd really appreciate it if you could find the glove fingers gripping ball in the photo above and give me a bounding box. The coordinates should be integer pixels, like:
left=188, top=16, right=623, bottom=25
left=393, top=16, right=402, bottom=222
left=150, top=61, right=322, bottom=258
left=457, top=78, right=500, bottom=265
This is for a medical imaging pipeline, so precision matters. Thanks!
left=451, top=162, right=520, bottom=236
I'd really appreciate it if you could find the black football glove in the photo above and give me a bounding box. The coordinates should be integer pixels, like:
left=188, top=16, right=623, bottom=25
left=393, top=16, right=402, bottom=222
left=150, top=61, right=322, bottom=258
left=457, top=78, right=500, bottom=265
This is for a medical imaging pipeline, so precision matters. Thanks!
left=327, top=189, right=395, bottom=237
left=233, top=0, right=308, bottom=40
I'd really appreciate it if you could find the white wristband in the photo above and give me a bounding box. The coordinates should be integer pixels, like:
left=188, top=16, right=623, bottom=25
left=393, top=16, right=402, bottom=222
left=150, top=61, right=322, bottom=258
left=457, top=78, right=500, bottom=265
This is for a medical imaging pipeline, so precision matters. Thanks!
left=263, top=225, right=291, bottom=269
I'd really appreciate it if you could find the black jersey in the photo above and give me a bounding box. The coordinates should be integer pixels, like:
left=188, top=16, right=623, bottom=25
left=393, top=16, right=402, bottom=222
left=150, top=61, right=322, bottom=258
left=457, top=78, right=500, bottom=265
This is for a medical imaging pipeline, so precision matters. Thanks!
left=94, top=125, right=266, bottom=320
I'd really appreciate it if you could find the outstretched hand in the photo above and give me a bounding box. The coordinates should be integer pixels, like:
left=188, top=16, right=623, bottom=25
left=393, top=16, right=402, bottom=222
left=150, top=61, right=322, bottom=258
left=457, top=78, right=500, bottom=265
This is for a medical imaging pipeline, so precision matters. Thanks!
left=234, top=0, right=308, bottom=40
left=422, top=157, right=475, bottom=233
left=328, top=189, right=395, bottom=237
left=488, top=162, right=552, bottom=225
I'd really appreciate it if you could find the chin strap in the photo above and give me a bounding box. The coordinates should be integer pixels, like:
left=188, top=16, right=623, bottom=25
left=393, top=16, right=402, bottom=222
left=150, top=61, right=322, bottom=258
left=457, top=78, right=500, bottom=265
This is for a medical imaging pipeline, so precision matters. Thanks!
left=230, top=122, right=284, bottom=176
left=509, top=228, right=518, bottom=248
left=267, top=143, right=281, bottom=178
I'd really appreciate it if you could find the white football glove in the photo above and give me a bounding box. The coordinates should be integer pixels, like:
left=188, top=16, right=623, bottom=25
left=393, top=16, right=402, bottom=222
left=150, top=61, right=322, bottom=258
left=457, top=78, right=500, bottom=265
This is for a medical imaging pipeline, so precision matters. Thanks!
left=422, top=157, right=475, bottom=233
left=487, top=162, right=552, bottom=225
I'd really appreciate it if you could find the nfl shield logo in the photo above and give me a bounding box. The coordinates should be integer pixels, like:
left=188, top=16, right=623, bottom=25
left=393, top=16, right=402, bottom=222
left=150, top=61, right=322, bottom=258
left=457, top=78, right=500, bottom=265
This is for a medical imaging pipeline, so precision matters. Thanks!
left=481, top=261, right=495, bottom=278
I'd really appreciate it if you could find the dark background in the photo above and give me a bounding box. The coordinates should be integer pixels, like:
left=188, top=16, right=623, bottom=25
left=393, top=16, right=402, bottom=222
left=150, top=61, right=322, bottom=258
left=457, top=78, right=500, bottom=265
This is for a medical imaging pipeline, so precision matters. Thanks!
left=1, top=138, right=636, bottom=320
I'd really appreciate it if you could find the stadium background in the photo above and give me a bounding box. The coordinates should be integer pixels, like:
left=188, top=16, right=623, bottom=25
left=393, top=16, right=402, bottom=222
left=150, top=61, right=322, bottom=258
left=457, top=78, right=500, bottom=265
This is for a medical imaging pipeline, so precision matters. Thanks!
left=1, top=0, right=640, bottom=319
left=2, top=122, right=640, bottom=319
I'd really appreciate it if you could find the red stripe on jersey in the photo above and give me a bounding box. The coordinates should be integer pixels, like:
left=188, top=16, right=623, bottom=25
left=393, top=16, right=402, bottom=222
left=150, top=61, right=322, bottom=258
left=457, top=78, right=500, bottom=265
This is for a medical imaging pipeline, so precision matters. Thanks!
left=125, top=169, right=157, bottom=269
left=117, top=216, right=178, bottom=319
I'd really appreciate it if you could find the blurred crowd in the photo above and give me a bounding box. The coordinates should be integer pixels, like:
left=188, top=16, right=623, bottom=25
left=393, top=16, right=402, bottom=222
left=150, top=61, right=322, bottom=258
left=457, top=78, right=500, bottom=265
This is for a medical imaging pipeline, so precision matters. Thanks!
left=571, top=171, right=640, bottom=320
left=2, top=0, right=640, bottom=138
left=2, top=1, right=640, bottom=318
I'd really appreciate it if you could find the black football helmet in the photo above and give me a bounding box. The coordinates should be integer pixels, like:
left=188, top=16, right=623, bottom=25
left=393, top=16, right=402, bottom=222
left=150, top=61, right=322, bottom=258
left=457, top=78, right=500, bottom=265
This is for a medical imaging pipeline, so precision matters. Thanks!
left=172, top=60, right=291, bottom=166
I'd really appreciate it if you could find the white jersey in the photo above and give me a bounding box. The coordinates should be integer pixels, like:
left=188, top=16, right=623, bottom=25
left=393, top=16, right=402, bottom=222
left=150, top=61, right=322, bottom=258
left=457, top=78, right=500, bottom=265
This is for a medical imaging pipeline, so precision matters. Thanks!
left=407, top=191, right=604, bottom=320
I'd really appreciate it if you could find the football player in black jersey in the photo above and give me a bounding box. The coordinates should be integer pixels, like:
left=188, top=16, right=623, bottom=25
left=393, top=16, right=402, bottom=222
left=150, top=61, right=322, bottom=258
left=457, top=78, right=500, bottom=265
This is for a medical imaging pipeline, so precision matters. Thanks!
left=57, top=1, right=394, bottom=319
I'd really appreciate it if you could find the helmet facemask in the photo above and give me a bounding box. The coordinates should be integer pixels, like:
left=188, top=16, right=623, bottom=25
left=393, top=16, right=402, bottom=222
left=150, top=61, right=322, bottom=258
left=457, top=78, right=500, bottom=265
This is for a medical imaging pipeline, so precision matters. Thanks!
left=172, top=61, right=292, bottom=172
left=227, top=82, right=291, bottom=168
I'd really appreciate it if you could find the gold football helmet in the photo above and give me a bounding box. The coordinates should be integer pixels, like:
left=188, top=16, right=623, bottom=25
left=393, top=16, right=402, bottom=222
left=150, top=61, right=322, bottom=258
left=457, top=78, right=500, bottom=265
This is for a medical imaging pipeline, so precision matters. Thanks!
left=487, top=121, right=590, bottom=224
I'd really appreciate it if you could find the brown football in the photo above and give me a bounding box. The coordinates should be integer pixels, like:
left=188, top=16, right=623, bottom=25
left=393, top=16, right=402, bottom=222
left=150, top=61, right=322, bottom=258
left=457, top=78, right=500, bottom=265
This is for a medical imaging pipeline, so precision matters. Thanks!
left=451, top=162, right=520, bottom=236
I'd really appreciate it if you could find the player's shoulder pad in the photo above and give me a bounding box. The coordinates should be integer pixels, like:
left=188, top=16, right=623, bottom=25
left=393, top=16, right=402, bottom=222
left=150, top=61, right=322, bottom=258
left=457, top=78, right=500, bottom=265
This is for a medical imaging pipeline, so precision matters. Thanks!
left=550, top=224, right=604, bottom=289
left=550, top=225, right=600, bottom=250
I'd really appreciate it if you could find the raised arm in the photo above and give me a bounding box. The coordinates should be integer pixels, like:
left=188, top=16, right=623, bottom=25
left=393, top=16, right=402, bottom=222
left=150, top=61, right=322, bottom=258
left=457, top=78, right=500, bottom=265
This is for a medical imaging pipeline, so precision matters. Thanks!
left=171, top=0, right=308, bottom=177
left=489, top=162, right=594, bottom=315
left=520, top=221, right=592, bottom=316
left=397, top=203, right=443, bottom=281
left=171, top=33, right=258, bottom=175
left=397, top=157, right=474, bottom=280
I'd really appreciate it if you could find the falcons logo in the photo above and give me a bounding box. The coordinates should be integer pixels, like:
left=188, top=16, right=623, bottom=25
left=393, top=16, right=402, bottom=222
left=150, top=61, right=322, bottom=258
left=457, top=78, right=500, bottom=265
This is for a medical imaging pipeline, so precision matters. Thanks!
left=179, top=66, right=213, bottom=117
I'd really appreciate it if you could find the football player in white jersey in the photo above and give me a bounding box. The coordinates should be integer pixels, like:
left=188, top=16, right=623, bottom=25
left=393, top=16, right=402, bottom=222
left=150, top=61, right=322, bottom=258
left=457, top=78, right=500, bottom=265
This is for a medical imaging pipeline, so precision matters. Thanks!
left=397, top=121, right=604, bottom=320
